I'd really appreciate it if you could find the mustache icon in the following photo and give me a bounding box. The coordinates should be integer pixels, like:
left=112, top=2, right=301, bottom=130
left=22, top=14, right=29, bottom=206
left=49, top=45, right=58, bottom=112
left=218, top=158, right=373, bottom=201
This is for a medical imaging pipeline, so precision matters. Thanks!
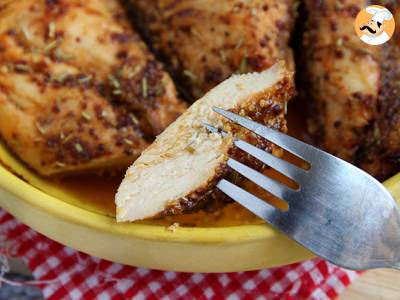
left=360, top=25, right=377, bottom=34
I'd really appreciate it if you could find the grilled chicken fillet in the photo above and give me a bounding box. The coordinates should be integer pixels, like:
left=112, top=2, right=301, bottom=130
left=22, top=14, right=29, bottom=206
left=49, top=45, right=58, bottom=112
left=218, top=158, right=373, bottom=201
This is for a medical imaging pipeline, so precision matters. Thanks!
left=116, top=62, right=294, bottom=222
left=0, top=0, right=186, bottom=176
left=131, top=0, right=296, bottom=99
left=357, top=5, right=400, bottom=180
left=303, top=0, right=380, bottom=162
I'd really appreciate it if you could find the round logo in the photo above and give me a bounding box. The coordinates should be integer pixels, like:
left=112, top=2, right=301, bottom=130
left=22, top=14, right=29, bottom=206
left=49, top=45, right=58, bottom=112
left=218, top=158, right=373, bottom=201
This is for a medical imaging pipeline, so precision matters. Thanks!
left=354, top=5, right=395, bottom=45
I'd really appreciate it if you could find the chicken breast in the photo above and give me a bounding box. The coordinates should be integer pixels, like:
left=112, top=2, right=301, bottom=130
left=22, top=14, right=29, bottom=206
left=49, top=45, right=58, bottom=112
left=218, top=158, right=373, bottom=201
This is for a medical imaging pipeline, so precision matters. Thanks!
left=0, top=0, right=186, bottom=176
left=131, top=0, right=296, bottom=99
left=357, top=5, right=400, bottom=180
left=116, top=62, right=294, bottom=222
left=302, top=0, right=380, bottom=162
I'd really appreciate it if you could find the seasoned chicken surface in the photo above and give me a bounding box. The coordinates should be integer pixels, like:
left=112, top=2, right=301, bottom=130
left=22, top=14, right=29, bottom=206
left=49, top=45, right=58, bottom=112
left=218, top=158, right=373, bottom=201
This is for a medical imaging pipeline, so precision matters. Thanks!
left=303, top=0, right=400, bottom=179
left=116, top=62, right=294, bottom=222
left=357, top=5, right=400, bottom=180
left=132, top=0, right=296, bottom=99
left=303, top=0, right=381, bottom=162
left=0, top=0, right=186, bottom=176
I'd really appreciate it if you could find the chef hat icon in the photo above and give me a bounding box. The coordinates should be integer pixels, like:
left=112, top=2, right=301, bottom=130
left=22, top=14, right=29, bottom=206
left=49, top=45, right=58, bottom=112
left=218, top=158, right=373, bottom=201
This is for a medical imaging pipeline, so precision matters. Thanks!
left=366, top=6, right=393, bottom=24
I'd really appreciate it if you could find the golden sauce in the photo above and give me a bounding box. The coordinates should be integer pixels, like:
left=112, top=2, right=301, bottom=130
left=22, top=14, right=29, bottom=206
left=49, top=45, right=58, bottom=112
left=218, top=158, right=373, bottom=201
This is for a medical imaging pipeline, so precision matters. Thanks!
left=54, top=174, right=122, bottom=217
left=48, top=100, right=308, bottom=227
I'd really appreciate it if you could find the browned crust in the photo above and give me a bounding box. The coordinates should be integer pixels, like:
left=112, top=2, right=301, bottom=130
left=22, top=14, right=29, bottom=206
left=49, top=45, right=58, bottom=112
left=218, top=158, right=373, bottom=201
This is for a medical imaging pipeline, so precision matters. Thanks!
left=160, top=74, right=294, bottom=217
left=303, top=1, right=400, bottom=180
left=356, top=5, right=400, bottom=180
left=131, top=0, right=296, bottom=99
left=161, top=160, right=230, bottom=216
left=0, top=0, right=186, bottom=176
left=302, top=0, right=380, bottom=162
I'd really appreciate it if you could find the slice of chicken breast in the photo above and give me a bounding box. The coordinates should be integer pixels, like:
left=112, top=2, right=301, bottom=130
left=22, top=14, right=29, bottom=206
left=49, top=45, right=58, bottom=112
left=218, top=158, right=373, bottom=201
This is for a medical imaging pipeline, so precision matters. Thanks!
left=131, top=0, right=296, bottom=99
left=116, top=62, right=294, bottom=222
left=0, top=0, right=186, bottom=176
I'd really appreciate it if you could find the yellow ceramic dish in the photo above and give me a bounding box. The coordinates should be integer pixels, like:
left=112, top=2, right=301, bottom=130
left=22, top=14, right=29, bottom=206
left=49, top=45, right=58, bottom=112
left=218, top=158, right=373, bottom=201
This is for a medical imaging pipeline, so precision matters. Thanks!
left=1, top=139, right=400, bottom=273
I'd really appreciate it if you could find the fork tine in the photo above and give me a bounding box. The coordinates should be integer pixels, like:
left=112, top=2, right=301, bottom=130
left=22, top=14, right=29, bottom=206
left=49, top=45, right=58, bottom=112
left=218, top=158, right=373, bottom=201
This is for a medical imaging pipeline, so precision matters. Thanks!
left=216, top=179, right=278, bottom=219
left=203, top=123, right=305, bottom=182
left=227, top=158, right=298, bottom=202
left=234, top=140, right=305, bottom=182
left=213, top=107, right=316, bottom=161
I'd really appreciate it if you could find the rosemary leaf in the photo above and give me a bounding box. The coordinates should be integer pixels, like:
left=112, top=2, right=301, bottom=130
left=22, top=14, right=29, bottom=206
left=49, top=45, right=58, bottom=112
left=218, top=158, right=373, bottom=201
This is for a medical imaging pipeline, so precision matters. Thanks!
left=44, top=39, right=61, bottom=53
left=108, top=74, right=120, bottom=89
left=81, top=111, right=91, bottom=121
left=127, top=66, right=141, bottom=79
left=235, top=37, right=244, bottom=51
left=124, top=138, right=133, bottom=145
left=14, top=64, right=32, bottom=73
left=54, top=161, right=66, bottom=168
left=35, top=122, right=46, bottom=135
left=239, top=57, right=248, bottom=73
left=54, top=48, right=75, bottom=61
left=183, top=69, right=197, bottom=81
left=74, top=143, right=83, bottom=153
left=48, top=22, right=56, bottom=39
left=129, top=113, right=139, bottom=125
left=142, top=78, right=148, bottom=98
left=220, top=50, right=227, bottom=63
left=185, top=145, right=196, bottom=154
left=77, top=75, right=92, bottom=84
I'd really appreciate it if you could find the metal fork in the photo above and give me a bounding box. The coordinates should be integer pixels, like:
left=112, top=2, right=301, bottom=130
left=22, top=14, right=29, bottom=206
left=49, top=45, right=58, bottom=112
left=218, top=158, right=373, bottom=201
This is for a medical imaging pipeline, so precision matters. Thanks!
left=204, top=107, right=400, bottom=270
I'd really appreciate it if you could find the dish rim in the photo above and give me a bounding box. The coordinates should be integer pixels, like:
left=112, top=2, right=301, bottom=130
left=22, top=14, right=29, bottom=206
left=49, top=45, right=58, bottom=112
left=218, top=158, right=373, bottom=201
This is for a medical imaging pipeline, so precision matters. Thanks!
left=0, top=165, right=283, bottom=244
left=1, top=155, right=399, bottom=245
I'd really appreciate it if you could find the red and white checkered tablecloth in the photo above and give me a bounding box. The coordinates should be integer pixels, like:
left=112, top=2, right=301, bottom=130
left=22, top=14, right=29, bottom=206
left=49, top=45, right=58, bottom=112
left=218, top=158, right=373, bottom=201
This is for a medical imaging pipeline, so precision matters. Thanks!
left=0, top=209, right=360, bottom=300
